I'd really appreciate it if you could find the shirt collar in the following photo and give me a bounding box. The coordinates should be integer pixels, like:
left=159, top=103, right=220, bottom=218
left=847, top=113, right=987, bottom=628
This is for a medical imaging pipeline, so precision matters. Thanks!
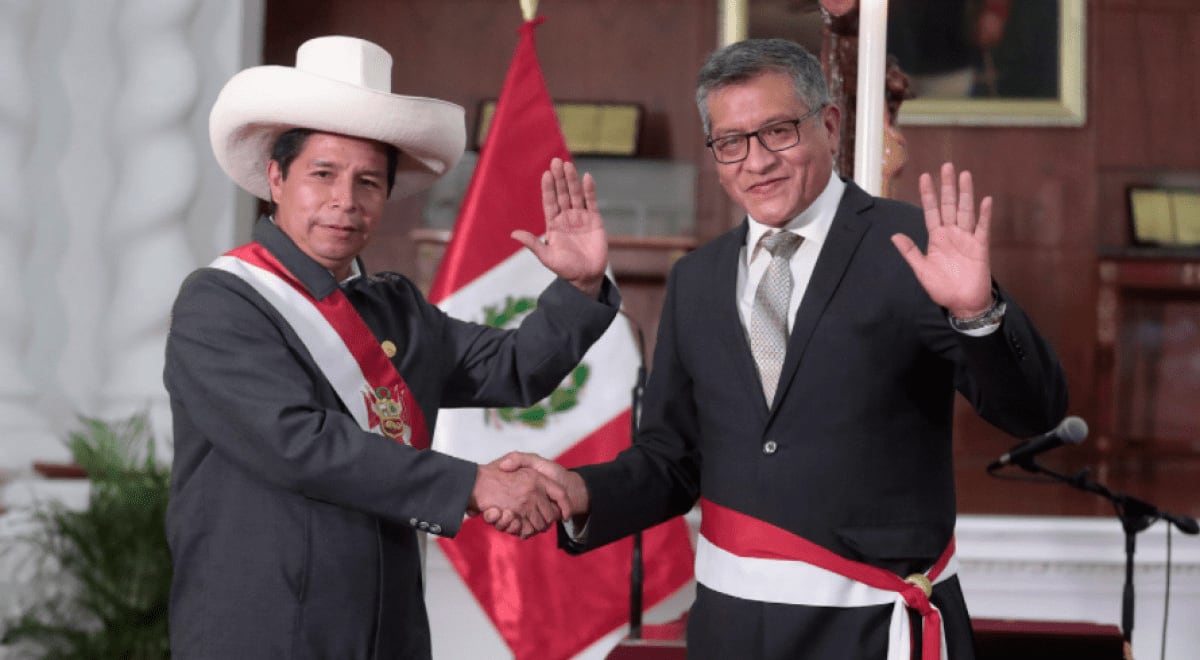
left=255, top=216, right=364, bottom=299
left=745, top=173, right=847, bottom=261
left=341, top=260, right=363, bottom=285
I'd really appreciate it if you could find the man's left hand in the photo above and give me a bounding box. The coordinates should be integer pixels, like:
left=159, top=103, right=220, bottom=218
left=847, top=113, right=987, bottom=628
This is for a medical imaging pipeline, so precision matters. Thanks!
left=511, top=158, right=608, bottom=298
left=891, top=162, right=994, bottom=318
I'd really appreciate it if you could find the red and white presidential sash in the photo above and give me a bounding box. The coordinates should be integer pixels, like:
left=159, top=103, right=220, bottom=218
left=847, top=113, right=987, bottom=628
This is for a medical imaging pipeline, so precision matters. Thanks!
left=696, top=498, right=958, bottom=660
left=210, top=242, right=430, bottom=450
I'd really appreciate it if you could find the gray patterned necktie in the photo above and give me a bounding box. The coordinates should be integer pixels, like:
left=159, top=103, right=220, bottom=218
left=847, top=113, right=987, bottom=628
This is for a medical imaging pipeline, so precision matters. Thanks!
left=750, top=231, right=802, bottom=404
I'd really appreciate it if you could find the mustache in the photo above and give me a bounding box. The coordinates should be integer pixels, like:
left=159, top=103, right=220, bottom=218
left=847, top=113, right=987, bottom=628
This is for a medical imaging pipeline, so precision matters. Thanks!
left=317, top=216, right=366, bottom=231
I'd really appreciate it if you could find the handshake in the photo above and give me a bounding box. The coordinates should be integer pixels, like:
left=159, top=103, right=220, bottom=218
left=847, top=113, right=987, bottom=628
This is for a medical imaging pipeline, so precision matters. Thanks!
left=467, top=452, right=590, bottom=539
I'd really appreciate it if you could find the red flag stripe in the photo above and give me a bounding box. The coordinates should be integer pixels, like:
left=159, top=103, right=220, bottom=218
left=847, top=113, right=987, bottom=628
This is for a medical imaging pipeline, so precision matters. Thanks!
left=428, top=18, right=571, bottom=304
left=439, top=412, right=693, bottom=660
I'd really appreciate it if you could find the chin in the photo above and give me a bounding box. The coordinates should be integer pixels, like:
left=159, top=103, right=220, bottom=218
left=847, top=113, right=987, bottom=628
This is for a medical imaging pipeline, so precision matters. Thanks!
left=748, top=210, right=791, bottom=227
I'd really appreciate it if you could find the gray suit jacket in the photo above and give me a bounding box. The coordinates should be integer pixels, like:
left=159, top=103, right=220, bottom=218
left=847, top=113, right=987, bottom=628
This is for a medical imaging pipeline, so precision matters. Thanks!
left=165, top=217, right=618, bottom=659
left=564, top=182, right=1068, bottom=659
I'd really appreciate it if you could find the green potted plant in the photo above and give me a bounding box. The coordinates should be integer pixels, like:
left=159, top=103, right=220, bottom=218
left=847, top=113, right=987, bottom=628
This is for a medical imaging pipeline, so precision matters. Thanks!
left=1, top=414, right=171, bottom=659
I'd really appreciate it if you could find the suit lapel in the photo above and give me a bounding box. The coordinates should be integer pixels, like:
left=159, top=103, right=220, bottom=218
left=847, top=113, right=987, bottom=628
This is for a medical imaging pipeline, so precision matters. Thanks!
left=769, top=183, right=875, bottom=415
left=710, top=222, right=772, bottom=417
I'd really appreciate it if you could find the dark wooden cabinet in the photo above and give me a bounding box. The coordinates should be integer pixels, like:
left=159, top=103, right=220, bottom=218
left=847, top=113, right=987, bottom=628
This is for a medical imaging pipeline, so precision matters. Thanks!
left=604, top=617, right=1124, bottom=660
left=1090, top=254, right=1200, bottom=518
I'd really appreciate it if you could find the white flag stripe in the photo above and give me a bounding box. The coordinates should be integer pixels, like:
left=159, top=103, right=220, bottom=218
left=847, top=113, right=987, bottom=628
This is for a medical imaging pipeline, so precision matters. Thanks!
left=433, top=250, right=639, bottom=465
left=436, top=246, right=554, bottom=315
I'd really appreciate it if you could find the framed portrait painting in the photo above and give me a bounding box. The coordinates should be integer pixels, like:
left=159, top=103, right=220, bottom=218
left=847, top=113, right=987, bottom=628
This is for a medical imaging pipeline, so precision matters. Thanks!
left=720, top=0, right=1086, bottom=127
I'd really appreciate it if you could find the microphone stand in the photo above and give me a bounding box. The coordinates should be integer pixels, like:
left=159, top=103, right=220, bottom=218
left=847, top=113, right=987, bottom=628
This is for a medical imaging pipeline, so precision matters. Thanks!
left=1001, top=457, right=1199, bottom=647
left=628, top=363, right=646, bottom=639
left=624, top=314, right=648, bottom=639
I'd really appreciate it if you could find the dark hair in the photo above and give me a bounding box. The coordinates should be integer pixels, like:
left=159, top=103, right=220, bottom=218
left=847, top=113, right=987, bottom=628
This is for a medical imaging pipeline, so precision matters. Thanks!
left=267, top=128, right=401, bottom=206
left=695, top=38, right=832, bottom=136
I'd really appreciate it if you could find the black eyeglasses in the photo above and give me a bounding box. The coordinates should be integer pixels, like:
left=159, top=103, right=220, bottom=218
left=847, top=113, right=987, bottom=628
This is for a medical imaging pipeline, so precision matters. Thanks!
left=705, top=105, right=825, bottom=164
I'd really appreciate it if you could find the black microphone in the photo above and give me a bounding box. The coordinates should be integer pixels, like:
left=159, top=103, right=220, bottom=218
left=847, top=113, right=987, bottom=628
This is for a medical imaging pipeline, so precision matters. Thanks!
left=1164, top=512, right=1200, bottom=535
left=988, top=416, right=1089, bottom=471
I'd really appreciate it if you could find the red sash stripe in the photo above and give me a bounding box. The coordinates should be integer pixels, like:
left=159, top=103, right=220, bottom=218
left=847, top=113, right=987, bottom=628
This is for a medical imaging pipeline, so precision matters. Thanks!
left=225, top=243, right=430, bottom=450
left=700, top=498, right=953, bottom=660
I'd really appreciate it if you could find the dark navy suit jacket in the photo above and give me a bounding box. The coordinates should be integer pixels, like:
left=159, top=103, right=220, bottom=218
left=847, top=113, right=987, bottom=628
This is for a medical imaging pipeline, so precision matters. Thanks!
left=564, top=181, right=1068, bottom=659
left=165, top=217, right=618, bottom=659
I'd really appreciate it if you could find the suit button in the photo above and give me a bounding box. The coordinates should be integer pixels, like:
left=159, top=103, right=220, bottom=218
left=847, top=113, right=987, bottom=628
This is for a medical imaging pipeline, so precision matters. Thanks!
left=429, top=524, right=442, bottom=535
left=418, top=521, right=430, bottom=531
left=763, top=440, right=778, bottom=455
left=409, top=517, right=419, bottom=528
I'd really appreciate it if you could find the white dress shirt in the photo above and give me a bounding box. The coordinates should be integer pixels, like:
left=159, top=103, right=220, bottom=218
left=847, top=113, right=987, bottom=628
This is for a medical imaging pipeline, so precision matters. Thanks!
left=736, top=174, right=846, bottom=336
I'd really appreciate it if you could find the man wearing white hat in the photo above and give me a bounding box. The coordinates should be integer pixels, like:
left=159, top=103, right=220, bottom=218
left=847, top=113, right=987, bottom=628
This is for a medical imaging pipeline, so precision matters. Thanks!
left=164, top=36, right=617, bottom=658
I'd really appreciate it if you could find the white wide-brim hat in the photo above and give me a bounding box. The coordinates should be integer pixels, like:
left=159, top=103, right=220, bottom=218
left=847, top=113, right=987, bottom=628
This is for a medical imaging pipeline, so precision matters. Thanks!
left=210, top=35, right=466, bottom=201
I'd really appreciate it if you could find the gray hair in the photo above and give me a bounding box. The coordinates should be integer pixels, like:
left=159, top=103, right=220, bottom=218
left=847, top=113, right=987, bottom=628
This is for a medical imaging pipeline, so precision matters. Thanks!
left=695, top=38, right=832, bottom=136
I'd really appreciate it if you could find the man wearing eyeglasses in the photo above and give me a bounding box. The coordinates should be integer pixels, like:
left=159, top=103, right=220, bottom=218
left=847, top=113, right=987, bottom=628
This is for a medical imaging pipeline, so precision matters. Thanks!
left=498, top=38, right=1068, bottom=660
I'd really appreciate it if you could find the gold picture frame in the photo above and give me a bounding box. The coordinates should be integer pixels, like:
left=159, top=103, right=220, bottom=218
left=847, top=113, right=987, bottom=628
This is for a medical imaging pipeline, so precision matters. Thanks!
left=719, top=0, right=1086, bottom=127
left=475, top=100, right=642, bottom=156
left=1128, top=187, right=1200, bottom=247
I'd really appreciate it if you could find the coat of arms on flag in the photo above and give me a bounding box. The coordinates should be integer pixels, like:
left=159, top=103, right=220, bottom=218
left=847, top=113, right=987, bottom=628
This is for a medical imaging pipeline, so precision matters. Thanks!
left=482, top=293, right=589, bottom=428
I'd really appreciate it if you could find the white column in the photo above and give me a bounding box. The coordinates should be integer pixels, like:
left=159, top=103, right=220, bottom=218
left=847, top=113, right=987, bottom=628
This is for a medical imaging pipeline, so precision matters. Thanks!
left=0, top=0, right=260, bottom=476
left=854, top=0, right=888, bottom=196
left=96, top=0, right=207, bottom=424
left=0, top=1, right=261, bottom=647
left=0, top=0, right=63, bottom=470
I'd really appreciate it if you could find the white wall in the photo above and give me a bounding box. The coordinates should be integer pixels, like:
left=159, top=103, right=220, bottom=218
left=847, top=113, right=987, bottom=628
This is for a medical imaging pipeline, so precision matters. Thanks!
left=958, top=514, right=1200, bottom=660
left=0, top=0, right=261, bottom=473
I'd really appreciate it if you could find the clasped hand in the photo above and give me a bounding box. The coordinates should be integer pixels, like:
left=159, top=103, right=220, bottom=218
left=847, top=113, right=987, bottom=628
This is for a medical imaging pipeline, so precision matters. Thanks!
left=468, top=458, right=568, bottom=540
left=468, top=452, right=587, bottom=539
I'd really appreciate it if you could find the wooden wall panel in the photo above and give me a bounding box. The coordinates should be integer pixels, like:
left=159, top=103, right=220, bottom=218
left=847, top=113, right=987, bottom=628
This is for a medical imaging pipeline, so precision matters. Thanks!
left=263, top=0, right=715, bottom=162
left=891, top=127, right=1098, bottom=426
left=1095, top=0, right=1200, bottom=168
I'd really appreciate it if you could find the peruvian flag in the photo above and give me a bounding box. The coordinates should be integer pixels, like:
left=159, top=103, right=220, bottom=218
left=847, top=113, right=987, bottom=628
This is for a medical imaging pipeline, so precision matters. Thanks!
left=427, top=16, right=694, bottom=660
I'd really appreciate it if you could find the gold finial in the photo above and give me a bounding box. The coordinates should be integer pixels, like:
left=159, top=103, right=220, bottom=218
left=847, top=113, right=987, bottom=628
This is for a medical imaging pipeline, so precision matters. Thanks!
left=719, top=0, right=747, bottom=46
left=520, top=0, right=538, bottom=22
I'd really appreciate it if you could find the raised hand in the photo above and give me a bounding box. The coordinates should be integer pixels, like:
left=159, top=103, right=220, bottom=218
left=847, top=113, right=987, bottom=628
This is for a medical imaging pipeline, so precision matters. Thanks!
left=890, top=162, right=994, bottom=318
left=510, top=158, right=609, bottom=299
left=469, top=462, right=570, bottom=539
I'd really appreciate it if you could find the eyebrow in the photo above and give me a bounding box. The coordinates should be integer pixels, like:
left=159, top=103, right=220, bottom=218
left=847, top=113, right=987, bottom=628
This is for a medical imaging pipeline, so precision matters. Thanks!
left=307, top=159, right=385, bottom=178
left=713, top=115, right=796, bottom=136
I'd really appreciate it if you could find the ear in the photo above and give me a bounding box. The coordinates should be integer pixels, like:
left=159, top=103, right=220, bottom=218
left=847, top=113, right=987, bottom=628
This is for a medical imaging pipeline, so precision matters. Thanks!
left=266, top=160, right=284, bottom=204
left=821, top=104, right=842, bottom=150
